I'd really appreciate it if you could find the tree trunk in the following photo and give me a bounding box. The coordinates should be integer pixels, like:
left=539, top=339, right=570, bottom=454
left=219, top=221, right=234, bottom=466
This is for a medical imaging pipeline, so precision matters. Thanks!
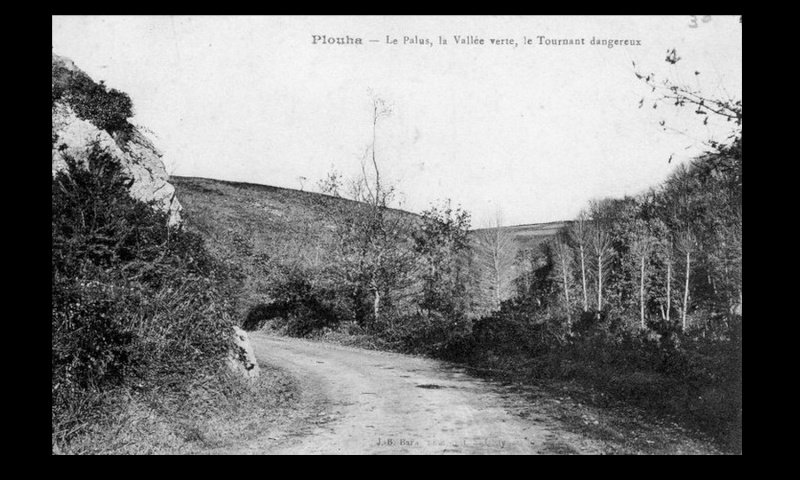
left=580, top=245, right=588, bottom=312
left=682, top=251, right=691, bottom=331
left=493, top=246, right=501, bottom=308
left=737, top=288, right=742, bottom=316
left=373, top=288, right=381, bottom=325
left=666, top=261, right=671, bottom=323
left=560, top=251, right=571, bottom=328
left=640, top=254, right=646, bottom=329
left=597, top=253, right=603, bottom=314
left=372, top=105, right=381, bottom=202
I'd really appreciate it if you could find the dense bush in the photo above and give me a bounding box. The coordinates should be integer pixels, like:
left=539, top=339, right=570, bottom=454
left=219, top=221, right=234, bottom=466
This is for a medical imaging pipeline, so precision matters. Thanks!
left=464, top=298, right=742, bottom=451
left=52, top=63, right=134, bottom=135
left=52, top=146, right=236, bottom=449
left=243, top=264, right=341, bottom=336
left=380, top=310, right=473, bottom=359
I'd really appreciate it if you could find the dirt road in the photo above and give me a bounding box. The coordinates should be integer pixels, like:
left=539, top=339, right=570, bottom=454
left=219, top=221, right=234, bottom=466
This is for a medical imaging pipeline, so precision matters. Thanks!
left=220, top=333, right=604, bottom=455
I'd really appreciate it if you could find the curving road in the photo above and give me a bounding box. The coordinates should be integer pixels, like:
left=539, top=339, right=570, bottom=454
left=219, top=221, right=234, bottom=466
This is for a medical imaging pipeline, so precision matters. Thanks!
left=221, top=333, right=603, bottom=455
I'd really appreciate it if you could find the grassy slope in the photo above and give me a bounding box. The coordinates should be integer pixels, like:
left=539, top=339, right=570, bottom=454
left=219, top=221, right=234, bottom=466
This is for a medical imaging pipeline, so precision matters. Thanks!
left=172, top=176, right=343, bottom=260
left=172, top=177, right=422, bottom=320
left=471, top=221, right=567, bottom=253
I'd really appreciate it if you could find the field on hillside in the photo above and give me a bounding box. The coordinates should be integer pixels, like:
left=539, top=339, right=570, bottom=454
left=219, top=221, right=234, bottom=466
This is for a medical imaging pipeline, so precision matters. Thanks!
left=471, top=221, right=567, bottom=260
left=173, top=176, right=343, bottom=257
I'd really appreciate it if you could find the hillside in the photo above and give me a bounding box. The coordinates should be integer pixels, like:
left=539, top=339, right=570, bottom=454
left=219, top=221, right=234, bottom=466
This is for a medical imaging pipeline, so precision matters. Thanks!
left=472, top=221, right=568, bottom=254
left=172, top=176, right=422, bottom=321
left=172, top=176, right=563, bottom=323
left=173, top=176, right=353, bottom=257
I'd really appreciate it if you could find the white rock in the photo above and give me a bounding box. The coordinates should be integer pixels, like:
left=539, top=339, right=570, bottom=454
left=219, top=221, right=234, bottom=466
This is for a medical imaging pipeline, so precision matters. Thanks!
left=51, top=56, right=182, bottom=226
left=227, top=326, right=260, bottom=381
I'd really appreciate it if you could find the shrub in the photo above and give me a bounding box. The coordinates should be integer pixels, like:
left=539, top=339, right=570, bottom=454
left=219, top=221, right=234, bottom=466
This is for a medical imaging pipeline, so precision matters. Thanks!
left=385, top=310, right=474, bottom=359
left=472, top=308, right=548, bottom=359
left=246, top=264, right=341, bottom=336
left=52, top=146, right=236, bottom=450
left=52, top=63, right=134, bottom=135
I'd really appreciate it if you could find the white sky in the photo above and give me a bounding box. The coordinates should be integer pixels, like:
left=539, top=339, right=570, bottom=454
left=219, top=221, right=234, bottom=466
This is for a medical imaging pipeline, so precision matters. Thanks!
left=52, top=15, right=742, bottom=227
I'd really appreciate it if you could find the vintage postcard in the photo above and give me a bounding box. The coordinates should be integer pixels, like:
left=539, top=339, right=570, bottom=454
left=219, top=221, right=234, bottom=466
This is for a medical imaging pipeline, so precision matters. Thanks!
left=52, top=15, right=742, bottom=455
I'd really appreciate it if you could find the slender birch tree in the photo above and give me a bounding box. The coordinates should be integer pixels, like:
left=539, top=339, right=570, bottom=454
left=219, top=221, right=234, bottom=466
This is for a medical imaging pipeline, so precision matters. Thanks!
left=591, top=228, right=614, bottom=313
left=676, top=229, right=697, bottom=331
left=662, top=236, right=674, bottom=324
left=552, top=232, right=574, bottom=328
left=569, top=211, right=591, bottom=313
left=631, top=234, right=653, bottom=329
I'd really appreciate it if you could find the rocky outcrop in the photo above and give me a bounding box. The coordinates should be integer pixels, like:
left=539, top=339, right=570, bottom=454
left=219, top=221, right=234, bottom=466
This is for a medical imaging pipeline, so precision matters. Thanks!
left=52, top=54, right=257, bottom=381
left=51, top=54, right=182, bottom=225
left=228, top=326, right=260, bottom=381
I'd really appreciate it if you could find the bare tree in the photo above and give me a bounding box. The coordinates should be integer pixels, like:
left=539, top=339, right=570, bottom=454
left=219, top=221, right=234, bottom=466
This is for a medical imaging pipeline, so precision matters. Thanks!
left=552, top=232, right=574, bottom=328
left=631, top=234, right=653, bottom=329
left=591, top=228, right=614, bottom=313
left=676, top=229, right=697, bottom=331
left=474, top=209, right=516, bottom=311
left=360, top=92, right=393, bottom=207
left=568, top=211, right=591, bottom=313
left=633, top=48, right=742, bottom=155
left=660, top=236, right=674, bottom=324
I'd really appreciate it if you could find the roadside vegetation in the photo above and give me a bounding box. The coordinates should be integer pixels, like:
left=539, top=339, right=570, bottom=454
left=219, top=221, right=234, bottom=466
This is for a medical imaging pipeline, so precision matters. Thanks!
left=51, top=63, right=294, bottom=454
left=51, top=144, right=284, bottom=454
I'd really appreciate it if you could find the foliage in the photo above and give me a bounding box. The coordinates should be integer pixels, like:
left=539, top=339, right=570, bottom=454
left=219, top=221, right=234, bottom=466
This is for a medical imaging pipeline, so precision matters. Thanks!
left=255, top=194, right=478, bottom=357
left=310, top=94, right=423, bottom=330
left=385, top=310, right=474, bottom=359
left=52, top=62, right=134, bottom=135
left=243, top=263, right=342, bottom=336
left=472, top=212, right=518, bottom=312
left=52, top=146, right=237, bottom=450
left=459, top=49, right=742, bottom=451
left=413, top=200, right=473, bottom=317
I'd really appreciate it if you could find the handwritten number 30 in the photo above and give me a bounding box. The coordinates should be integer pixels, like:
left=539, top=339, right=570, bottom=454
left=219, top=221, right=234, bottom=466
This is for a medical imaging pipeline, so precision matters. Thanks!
left=689, top=15, right=713, bottom=28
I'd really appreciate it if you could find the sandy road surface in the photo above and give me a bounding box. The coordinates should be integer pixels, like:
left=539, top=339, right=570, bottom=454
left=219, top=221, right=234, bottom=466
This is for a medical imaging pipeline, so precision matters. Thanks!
left=223, top=333, right=603, bottom=455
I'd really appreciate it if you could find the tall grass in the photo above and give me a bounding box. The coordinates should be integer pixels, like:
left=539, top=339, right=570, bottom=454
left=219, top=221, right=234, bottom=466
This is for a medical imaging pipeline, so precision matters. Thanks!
left=52, top=146, right=248, bottom=453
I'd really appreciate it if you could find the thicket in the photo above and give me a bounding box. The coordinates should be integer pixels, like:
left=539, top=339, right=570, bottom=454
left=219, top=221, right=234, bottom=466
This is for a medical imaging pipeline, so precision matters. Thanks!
left=52, top=61, right=134, bottom=135
left=251, top=199, right=477, bottom=358
left=52, top=145, right=240, bottom=452
left=464, top=131, right=742, bottom=451
left=455, top=49, right=743, bottom=450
